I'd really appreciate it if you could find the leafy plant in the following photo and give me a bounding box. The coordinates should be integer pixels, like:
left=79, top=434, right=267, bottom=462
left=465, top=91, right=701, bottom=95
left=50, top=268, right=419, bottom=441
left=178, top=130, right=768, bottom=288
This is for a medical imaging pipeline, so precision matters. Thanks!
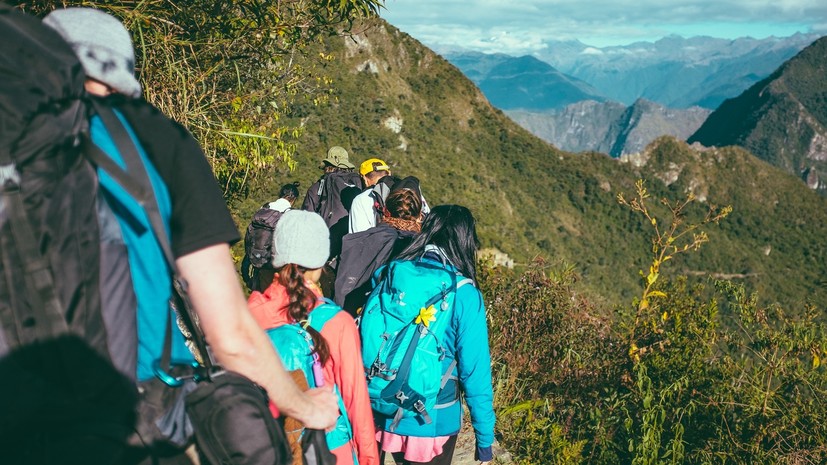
left=617, top=179, right=731, bottom=359
left=615, top=179, right=727, bottom=464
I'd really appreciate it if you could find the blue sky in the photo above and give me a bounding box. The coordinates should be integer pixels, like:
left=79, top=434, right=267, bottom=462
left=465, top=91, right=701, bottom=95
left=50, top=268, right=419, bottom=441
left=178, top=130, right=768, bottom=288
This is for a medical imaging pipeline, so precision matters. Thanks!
left=380, top=0, right=826, bottom=53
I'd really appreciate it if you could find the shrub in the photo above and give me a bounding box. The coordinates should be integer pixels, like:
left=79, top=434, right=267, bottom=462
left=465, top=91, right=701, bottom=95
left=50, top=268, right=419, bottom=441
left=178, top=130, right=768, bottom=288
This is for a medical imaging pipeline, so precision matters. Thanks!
left=482, top=180, right=827, bottom=464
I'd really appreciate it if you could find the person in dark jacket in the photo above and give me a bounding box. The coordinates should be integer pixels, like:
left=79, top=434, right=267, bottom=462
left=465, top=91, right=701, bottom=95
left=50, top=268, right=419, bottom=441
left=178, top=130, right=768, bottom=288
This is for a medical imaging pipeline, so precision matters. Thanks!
left=302, top=146, right=358, bottom=214
left=334, top=187, right=423, bottom=314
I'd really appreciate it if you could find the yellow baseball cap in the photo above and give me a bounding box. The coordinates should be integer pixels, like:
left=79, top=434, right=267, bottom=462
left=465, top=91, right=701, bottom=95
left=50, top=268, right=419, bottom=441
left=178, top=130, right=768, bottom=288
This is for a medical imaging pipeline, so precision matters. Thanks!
left=359, top=158, right=390, bottom=176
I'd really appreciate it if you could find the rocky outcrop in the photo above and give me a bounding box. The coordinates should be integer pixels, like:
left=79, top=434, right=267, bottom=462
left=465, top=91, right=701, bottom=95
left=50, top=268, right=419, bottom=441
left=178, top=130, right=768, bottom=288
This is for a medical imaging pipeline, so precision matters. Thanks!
left=608, top=99, right=711, bottom=156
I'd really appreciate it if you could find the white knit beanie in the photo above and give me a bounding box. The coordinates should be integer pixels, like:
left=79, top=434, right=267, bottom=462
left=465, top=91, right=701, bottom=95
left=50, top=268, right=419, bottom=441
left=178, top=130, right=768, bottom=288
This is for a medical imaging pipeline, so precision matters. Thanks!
left=272, top=210, right=330, bottom=269
left=43, top=8, right=142, bottom=98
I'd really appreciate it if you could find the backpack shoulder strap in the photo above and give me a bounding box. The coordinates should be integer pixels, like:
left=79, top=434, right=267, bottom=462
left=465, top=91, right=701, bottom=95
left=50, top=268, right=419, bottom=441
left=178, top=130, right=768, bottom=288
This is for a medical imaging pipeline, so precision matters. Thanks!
left=457, top=278, right=474, bottom=289
left=309, top=298, right=341, bottom=332
left=316, top=175, right=327, bottom=198
left=85, top=101, right=212, bottom=373
left=370, top=182, right=390, bottom=217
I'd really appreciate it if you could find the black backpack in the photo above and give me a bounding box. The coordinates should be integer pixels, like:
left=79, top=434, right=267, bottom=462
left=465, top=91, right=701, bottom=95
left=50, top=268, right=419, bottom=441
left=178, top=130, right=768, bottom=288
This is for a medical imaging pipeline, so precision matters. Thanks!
left=0, top=7, right=138, bottom=463
left=241, top=204, right=286, bottom=291
left=0, top=8, right=209, bottom=462
left=0, top=5, right=102, bottom=354
left=244, top=205, right=286, bottom=268
left=316, top=170, right=362, bottom=228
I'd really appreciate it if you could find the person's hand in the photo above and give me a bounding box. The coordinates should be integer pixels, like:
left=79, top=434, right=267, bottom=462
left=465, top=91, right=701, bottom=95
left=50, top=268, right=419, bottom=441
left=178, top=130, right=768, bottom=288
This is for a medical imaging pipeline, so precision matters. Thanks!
left=296, top=386, right=339, bottom=430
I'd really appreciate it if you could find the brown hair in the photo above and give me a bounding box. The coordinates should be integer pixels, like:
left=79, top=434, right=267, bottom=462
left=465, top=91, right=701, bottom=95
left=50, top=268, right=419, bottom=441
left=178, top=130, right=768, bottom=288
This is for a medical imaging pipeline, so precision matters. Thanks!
left=385, top=188, right=422, bottom=220
left=365, top=170, right=389, bottom=184
left=277, top=263, right=330, bottom=364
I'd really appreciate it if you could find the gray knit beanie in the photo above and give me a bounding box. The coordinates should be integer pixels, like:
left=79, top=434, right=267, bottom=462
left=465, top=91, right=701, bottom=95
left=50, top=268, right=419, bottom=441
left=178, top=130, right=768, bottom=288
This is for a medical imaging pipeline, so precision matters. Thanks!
left=43, top=8, right=142, bottom=98
left=272, top=210, right=330, bottom=270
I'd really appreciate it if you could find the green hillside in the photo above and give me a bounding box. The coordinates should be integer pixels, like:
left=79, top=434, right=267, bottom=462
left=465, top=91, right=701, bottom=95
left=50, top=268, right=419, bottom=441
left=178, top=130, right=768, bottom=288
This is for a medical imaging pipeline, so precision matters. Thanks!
left=238, top=19, right=827, bottom=308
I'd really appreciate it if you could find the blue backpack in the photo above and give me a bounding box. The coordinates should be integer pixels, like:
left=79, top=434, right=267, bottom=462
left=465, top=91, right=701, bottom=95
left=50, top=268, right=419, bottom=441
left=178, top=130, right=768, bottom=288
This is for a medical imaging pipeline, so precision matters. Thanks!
left=266, top=299, right=355, bottom=455
left=359, top=258, right=472, bottom=431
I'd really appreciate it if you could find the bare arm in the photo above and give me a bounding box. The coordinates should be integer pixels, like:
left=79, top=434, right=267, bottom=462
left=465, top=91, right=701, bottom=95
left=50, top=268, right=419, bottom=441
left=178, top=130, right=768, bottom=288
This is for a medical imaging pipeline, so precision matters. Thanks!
left=176, top=243, right=338, bottom=428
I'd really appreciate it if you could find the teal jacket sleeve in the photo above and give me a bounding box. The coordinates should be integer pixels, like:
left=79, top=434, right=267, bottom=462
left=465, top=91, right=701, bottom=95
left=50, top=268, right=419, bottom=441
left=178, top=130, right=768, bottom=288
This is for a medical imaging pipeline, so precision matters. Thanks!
left=454, top=284, right=496, bottom=460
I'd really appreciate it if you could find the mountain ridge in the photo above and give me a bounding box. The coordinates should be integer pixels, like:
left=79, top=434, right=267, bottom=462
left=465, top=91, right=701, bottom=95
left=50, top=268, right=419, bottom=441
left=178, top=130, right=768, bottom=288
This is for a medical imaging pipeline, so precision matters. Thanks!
left=450, top=53, right=606, bottom=110
left=689, top=36, right=827, bottom=192
left=238, top=19, right=827, bottom=308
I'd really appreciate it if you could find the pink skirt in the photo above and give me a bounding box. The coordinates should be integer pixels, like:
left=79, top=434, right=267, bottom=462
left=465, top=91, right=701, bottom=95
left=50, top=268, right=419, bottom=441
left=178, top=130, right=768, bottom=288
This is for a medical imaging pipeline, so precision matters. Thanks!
left=376, top=430, right=451, bottom=463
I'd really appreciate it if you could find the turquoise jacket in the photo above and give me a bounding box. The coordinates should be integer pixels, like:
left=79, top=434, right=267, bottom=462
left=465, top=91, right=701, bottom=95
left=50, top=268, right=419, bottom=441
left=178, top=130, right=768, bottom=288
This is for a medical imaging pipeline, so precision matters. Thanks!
left=377, top=255, right=496, bottom=461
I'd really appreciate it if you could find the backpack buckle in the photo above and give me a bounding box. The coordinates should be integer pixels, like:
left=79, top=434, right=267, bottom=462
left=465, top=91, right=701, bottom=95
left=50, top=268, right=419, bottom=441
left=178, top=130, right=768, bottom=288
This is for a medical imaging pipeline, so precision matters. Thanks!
left=413, top=400, right=432, bottom=425
left=439, top=284, right=450, bottom=311
left=153, top=359, right=201, bottom=387
left=368, top=361, right=397, bottom=381
left=368, top=361, right=387, bottom=379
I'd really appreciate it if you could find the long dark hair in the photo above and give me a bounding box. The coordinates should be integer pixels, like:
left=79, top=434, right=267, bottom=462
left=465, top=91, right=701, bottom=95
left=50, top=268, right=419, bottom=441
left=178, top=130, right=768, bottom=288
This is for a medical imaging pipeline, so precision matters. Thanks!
left=277, top=263, right=330, bottom=364
left=396, top=205, right=479, bottom=281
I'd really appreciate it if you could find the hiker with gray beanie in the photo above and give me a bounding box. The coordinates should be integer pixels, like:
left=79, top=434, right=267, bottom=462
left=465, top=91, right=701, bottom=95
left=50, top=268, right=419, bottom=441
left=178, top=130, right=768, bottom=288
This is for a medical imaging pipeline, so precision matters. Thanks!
left=249, top=209, right=379, bottom=465
left=43, top=7, right=142, bottom=98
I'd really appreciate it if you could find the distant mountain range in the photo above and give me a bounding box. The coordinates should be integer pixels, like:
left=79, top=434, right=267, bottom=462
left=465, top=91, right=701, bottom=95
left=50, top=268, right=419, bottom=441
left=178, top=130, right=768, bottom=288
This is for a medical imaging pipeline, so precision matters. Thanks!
left=507, top=99, right=710, bottom=156
left=446, top=34, right=820, bottom=110
left=689, top=36, right=827, bottom=194
left=543, top=33, right=818, bottom=109
left=446, top=53, right=605, bottom=110
left=444, top=34, right=821, bottom=160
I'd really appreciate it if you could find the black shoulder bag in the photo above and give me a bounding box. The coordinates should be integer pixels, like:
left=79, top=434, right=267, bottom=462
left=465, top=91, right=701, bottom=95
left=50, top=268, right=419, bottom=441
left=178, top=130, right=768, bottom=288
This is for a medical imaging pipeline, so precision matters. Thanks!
left=87, top=101, right=292, bottom=465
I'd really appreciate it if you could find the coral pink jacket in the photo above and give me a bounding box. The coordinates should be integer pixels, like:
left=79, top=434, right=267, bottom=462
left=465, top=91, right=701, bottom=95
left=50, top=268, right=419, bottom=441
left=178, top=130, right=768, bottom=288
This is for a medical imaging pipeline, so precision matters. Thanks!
left=248, top=281, right=379, bottom=465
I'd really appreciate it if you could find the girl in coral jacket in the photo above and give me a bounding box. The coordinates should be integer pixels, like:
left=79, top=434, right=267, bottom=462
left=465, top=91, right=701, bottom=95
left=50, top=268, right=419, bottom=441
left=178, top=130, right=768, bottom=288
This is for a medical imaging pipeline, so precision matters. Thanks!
left=247, top=209, right=379, bottom=465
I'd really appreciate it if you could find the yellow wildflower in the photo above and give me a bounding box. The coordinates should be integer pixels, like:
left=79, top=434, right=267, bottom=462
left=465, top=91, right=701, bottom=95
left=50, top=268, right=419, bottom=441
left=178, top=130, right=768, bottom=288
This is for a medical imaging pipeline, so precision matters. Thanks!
left=415, top=305, right=437, bottom=328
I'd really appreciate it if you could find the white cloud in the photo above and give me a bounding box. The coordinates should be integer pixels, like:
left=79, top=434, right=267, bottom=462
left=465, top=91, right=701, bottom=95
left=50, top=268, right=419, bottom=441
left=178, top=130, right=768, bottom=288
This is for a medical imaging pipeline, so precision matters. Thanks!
left=381, top=0, right=825, bottom=50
